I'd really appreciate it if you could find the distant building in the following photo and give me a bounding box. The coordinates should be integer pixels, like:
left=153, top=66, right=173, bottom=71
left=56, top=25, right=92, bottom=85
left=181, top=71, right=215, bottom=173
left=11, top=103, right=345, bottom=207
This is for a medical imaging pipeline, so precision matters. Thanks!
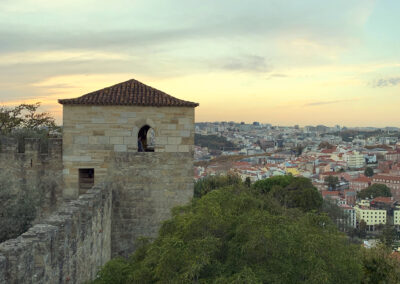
left=349, top=176, right=371, bottom=192
left=343, top=151, right=365, bottom=168
left=372, top=174, right=400, bottom=201
left=355, top=205, right=387, bottom=231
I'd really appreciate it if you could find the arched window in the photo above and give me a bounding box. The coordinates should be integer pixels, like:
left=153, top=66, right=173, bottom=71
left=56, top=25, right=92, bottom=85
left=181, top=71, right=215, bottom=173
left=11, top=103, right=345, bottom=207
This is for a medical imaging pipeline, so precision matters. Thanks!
left=138, top=125, right=155, bottom=152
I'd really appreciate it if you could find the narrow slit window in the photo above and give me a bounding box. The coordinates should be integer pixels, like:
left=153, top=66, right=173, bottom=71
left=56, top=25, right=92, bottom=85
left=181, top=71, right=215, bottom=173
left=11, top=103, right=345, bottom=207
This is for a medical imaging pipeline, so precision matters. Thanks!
left=79, top=168, right=94, bottom=190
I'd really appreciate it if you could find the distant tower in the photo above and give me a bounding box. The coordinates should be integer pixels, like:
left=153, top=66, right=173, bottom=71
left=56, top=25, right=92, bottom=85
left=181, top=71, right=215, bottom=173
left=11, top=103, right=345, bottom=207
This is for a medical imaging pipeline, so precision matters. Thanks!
left=59, top=78, right=198, bottom=256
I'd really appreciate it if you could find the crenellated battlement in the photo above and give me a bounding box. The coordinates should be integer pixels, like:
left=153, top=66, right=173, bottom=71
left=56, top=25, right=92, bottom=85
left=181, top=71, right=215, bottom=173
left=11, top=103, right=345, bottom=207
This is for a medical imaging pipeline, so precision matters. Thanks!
left=0, top=137, right=62, bottom=156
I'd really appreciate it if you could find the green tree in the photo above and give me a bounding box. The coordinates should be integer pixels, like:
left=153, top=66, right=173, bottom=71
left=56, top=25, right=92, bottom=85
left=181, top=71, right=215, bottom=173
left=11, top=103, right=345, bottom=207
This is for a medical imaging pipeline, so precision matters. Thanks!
left=252, top=175, right=294, bottom=194
left=364, top=167, right=374, bottom=177
left=194, top=173, right=242, bottom=198
left=94, top=184, right=361, bottom=284
left=244, top=177, right=251, bottom=187
left=254, top=176, right=322, bottom=212
left=361, top=245, right=400, bottom=284
left=0, top=102, right=55, bottom=134
left=324, top=176, right=339, bottom=190
left=358, top=219, right=367, bottom=239
left=357, top=184, right=391, bottom=199
left=379, top=224, right=397, bottom=248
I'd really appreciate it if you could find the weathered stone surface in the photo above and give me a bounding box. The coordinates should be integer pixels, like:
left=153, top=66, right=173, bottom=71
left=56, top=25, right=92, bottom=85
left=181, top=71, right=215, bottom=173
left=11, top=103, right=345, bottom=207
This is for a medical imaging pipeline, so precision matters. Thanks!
left=0, top=137, right=63, bottom=216
left=0, top=185, right=112, bottom=284
left=108, top=152, right=194, bottom=257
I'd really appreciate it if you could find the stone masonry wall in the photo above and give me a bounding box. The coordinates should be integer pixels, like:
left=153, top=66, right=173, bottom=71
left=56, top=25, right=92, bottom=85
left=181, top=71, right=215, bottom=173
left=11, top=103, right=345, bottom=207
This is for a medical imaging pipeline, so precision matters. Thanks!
left=109, top=152, right=194, bottom=257
left=0, top=137, right=63, bottom=215
left=0, top=184, right=112, bottom=284
left=63, top=105, right=194, bottom=199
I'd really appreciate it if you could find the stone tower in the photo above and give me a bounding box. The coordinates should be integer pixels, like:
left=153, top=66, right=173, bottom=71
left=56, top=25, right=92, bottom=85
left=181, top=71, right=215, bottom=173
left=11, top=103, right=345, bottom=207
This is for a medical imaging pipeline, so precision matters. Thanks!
left=59, top=79, right=198, bottom=256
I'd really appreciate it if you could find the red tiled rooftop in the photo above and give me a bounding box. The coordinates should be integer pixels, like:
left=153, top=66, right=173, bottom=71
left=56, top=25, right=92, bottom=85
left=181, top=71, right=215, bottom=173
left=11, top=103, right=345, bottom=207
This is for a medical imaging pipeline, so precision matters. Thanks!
left=59, top=78, right=199, bottom=107
left=373, top=174, right=400, bottom=182
left=371, top=197, right=394, bottom=204
left=351, top=176, right=372, bottom=183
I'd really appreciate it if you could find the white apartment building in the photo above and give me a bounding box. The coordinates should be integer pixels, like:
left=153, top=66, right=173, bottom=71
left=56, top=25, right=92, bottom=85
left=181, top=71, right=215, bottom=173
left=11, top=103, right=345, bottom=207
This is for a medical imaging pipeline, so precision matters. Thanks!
left=355, top=205, right=386, bottom=231
left=343, top=151, right=365, bottom=168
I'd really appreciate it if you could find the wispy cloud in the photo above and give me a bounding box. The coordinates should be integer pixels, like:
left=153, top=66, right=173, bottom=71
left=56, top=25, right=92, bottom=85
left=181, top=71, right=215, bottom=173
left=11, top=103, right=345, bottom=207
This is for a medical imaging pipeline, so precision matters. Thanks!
left=304, top=99, right=357, bottom=107
left=371, top=77, right=400, bottom=88
left=217, top=55, right=270, bottom=73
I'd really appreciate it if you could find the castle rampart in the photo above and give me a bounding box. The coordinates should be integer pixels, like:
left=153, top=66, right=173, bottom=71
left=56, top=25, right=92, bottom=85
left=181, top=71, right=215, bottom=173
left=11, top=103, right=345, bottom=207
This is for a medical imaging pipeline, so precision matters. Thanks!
left=0, top=137, right=63, bottom=214
left=0, top=184, right=112, bottom=283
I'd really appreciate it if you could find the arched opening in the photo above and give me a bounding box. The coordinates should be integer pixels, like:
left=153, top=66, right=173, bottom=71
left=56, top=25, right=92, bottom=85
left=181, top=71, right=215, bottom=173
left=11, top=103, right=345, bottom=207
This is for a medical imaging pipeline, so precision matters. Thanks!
left=138, top=125, right=155, bottom=152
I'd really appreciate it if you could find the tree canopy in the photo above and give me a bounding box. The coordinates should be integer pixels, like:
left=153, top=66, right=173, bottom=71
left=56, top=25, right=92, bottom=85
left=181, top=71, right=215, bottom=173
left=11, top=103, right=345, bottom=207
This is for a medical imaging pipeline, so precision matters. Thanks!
left=194, top=173, right=242, bottom=198
left=0, top=102, right=55, bottom=134
left=93, top=179, right=360, bottom=284
left=93, top=175, right=400, bottom=283
left=364, top=167, right=374, bottom=177
left=357, top=184, right=391, bottom=199
left=324, top=176, right=339, bottom=190
left=194, top=134, right=237, bottom=151
left=253, top=175, right=323, bottom=212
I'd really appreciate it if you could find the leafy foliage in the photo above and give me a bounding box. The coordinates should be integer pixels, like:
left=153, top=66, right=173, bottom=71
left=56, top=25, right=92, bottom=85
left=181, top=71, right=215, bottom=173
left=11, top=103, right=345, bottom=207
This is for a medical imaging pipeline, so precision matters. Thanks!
left=357, top=184, right=391, bottom=199
left=253, top=175, right=322, bottom=212
left=94, top=181, right=361, bottom=283
left=194, top=173, right=242, bottom=198
left=195, top=134, right=237, bottom=151
left=361, top=245, right=400, bottom=284
left=364, top=167, right=374, bottom=177
left=324, top=176, right=339, bottom=190
left=0, top=102, right=56, bottom=134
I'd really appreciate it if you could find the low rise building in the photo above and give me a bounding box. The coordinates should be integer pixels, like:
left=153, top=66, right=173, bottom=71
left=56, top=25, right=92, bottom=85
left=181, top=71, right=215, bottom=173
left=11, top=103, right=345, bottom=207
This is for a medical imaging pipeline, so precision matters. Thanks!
left=355, top=205, right=387, bottom=231
left=372, top=175, right=400, bottom=201
left=349, top=175, right=371, bottom=192
left=344, top=151, right=365, bottom=169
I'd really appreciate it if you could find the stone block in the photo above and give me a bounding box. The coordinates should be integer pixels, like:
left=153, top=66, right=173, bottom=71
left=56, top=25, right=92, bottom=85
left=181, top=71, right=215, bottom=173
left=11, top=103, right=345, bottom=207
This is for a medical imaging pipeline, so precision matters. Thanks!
left=63, top=155, right=92, bottom=162
left=91, top=117, right=105, bottom=124
left=74, top=136, right=89, bottom=144
left=114, top=145, right=127, bottom=152
left=168, top=137, right=182, bottom=145
left=123, top=137, right=136, bottom=145
left=155, top=137, right=168, bottom=145
left=121, top=112, right=137, bottom=118
left=180, top=130, right=190, bottom=137
left=165, top=145, right=178, bottom=152
left=178, top=145, right=189, bottom=152
left=110, top=137, right=124, bottom=144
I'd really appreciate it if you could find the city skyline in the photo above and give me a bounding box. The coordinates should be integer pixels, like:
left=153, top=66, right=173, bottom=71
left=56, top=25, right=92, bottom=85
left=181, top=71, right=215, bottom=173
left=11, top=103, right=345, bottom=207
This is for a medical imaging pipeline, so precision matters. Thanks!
left=1, top=0, right=399, bottom=126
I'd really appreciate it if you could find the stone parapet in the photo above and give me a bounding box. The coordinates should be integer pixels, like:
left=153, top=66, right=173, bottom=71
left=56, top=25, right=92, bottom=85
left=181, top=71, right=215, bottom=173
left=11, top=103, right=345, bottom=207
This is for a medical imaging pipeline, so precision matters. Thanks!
left=0, top=184, right=112, bottom=284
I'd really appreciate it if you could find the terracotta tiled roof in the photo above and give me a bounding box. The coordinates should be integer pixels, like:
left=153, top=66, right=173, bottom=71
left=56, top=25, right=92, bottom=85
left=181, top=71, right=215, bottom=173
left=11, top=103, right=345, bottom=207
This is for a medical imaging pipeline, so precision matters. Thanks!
left=371, top=197, right=394, bottom=204
left=58, top=79, right=199, bottom=107
left=373, top=174, right=400, bottom=182
left=351, top=176, right=372, bottom=183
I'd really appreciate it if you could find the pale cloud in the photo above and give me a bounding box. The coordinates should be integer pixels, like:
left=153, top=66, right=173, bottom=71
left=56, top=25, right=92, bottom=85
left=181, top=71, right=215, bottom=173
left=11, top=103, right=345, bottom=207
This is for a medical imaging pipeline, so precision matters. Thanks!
left=371, top=77, right=400, bottom=88
left=0, top=51, right=128, bottom=65
left=304, top=99, right=358, bottom=107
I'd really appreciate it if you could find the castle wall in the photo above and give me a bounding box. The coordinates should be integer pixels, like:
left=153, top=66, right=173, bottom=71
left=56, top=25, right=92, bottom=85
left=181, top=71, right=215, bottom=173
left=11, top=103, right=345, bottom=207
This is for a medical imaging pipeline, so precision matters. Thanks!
left=109, top=152, right=193, bottom=257
left=0, top=184, right=112, bottom=284
left=63, top=105, right=195, bottom=199
left=0, top=137, right=63, bottom=215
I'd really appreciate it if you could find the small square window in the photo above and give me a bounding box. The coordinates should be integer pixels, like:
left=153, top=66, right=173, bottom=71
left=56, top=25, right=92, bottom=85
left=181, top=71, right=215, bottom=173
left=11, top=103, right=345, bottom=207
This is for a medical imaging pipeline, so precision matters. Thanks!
left=79, top=168, right=94, bottom=191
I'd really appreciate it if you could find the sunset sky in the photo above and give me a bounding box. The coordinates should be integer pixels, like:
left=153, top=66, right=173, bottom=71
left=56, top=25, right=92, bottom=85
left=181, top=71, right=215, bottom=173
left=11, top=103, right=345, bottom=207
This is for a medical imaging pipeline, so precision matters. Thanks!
left=0, top=0, right=399, bottom=127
